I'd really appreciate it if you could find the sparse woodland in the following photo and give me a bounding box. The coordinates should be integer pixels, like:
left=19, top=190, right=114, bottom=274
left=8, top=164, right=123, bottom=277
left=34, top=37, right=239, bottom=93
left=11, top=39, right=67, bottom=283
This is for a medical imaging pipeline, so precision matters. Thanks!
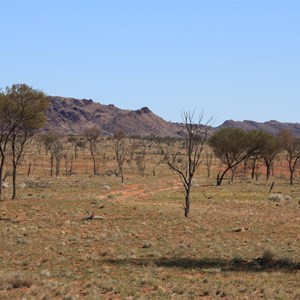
left=0, top=85, right=299, bottom=299
left=2, top=123, right=298, bottom=201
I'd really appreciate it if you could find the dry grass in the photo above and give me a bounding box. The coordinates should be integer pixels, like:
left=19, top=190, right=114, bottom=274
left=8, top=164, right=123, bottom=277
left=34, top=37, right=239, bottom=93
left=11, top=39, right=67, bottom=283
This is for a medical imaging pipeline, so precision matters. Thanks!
left=0, top=150, right=300, bottom=299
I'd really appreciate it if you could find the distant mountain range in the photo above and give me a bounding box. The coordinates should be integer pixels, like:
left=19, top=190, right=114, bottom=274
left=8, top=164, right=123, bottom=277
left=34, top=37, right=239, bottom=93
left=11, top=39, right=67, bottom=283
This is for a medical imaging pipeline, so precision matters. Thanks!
left=44, top=96, right=300, bottom=137
left=217, top=119, right=300, bottom=137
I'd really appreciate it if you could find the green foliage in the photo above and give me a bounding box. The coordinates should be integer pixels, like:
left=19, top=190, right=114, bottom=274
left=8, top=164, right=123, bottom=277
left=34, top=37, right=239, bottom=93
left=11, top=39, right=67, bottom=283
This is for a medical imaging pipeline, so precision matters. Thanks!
left=278, top=129, right=300, bottom=185
left=209, top=128, right=249, bottom=163
left=0, top=83, right=49, bottom=199
left=3, top=83, right=48, bottom=130
left=208, top=128, right=274, bottom=185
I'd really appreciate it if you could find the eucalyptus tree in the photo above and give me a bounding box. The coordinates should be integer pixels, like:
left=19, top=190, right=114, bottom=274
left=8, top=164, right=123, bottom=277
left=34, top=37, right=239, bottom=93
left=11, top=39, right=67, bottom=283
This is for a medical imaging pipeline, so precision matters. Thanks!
left=279, top=130, right=300, bottom=185
left=0, top=92, right=12, bottom=199
left=259, top=133, right=281, bottom=181
left=0, top=84, right=48, bottom=199
left=84, top=126, right=101, bottom=175
left=209, top=128, right=263, bottom=186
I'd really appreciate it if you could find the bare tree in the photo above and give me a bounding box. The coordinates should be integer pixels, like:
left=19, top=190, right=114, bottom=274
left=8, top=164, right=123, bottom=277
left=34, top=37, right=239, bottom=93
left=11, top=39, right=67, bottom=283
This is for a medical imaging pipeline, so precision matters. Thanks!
left=205, top=151, right=213, bottom=178
left=113, top=130, right=129, bottom=184
left=98, top=141, right=111, bottom=173
left=42, top=134, right=55, bottom=177
left=133, top=139, right=148, bottom=177
left=161, top=110, right=211, bottom=218
left=63, top=152, right=74, bottom=176
left=67, top=135, right=78, bottom=159
left=53, top=138, right=64, bottom=177
left=84, top=126, right=101, bottom=175
left=34, top=134, right=44, bottom=155
left=42, top=134, right=64, bottom=177
left=27, top=153, right=37, bottom=177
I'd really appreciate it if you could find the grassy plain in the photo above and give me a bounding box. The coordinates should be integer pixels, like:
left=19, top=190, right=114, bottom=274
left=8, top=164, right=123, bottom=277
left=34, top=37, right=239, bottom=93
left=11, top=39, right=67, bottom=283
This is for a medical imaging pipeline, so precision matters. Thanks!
left=0, top=145, right=299, bottom=299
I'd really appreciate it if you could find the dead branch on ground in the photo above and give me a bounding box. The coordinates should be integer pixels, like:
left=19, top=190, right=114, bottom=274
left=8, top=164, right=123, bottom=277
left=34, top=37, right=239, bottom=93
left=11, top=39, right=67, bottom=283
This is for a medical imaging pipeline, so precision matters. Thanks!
left=81, top=211, right=104, bottom=221
left=0, top=216, right=20, bottom=223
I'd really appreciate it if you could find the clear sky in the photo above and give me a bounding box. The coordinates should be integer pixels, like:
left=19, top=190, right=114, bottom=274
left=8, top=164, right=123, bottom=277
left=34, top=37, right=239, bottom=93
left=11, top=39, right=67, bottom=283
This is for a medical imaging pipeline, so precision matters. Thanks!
left=1, top=0, right=299, bottom=126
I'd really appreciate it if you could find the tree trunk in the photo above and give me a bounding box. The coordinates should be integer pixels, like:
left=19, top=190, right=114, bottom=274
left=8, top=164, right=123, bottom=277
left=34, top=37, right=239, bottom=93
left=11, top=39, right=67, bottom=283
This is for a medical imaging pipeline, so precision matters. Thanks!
left=0, top=154, right=5, bottom=200
left=50, top=155, right=54, bottom=177
left=120, top=167, right=124, bottom=184
left=92, top=153, right=97, bottom=175
left=206, top=153, right=212, bottom=178
left=216, top=170, right=227, bottom=186
left=55, top=160, right=60, bottom=177
left=184, top=188, right=191, bottom=218
left=255, top=162, right=260, bottom=181
left=27, top=163, right=32, bottom=176
left=290, top=170, right=294, bottom=185
left=289, top=159, right=296, bottom=185
left=230, top=168, right=235, bottom=182
left=74, top=146, right=78, bottom=159
left=251, top=161, right=256, bottom=179
left=266, top=163, right=271, bottom=181
left=11, top=164, right=17, bottom=200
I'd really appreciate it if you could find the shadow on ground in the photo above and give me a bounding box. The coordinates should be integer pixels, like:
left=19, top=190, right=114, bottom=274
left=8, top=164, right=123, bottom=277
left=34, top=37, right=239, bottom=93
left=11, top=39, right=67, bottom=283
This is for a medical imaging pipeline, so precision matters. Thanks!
left=104, top=256, right=300, bottom=273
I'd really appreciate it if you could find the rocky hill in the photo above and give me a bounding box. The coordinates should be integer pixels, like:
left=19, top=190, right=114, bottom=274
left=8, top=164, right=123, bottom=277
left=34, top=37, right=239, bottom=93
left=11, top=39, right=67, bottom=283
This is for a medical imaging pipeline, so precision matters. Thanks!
left=44, top=96, right=300, bottom=137
left=44, top=96, right=185, bottom=137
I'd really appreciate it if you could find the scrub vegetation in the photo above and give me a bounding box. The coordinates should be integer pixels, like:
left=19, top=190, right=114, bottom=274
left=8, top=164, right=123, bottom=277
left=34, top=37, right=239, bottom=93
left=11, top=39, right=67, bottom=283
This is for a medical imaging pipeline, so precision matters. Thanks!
left=0, top=137, right=299, bottom=300
left=0, top=84, right=299, bottom=299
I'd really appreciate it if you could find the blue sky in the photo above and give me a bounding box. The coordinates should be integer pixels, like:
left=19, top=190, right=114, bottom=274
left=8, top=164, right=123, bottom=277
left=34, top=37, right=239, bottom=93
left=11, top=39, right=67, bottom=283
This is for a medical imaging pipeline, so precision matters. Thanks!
left=1, top=1, right=299, bottom=126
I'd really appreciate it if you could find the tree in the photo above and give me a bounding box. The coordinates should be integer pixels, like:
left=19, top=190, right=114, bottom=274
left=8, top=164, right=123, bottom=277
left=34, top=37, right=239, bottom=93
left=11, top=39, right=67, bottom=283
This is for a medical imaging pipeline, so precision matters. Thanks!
left=84, top=126, right=101, bottom=175
left=205, top=151, right=213, bottom=178
left=132, top=139, right=148, bottom=177
left=259, top=133, right=281, bottom=181
left=10, top=129, right=33, bottom=199
left=246, top=131, right=281, bottom=181
left=53, top=138, right=64, bottom=177
left=0, top=84, right=48, bottom=199
left=113, top=130, right=128, bottom=184
left=209, top=128, right=262, bottom=186
left=42, top=134, right=55, bottom=177
left=63, top=152, right=74, bottom=176
left=0, top=93, right=13, bottom=200
left=42, top=133, right=64, bottom=177
left=248, top=150, right=260, bottom=180
left=161, top=111, right=211, bottom=217
left=67, top=135, right=79, bottom=159
left=279, top=130, right=300, bottom=185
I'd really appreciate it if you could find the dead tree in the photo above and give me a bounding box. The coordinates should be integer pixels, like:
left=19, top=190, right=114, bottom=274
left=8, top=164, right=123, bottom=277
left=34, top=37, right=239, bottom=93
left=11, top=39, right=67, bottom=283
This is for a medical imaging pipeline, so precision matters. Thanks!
left=113, top=130, right=129, bottom=184
left=133, top=140, right=148, bottom=177
left=205, top=151, right=213, bottom=178
left=42, top=134, right=64, bottom=177
left=63, top=153, right=74, bottom=176
left=161, top=110, right=211, bottom=217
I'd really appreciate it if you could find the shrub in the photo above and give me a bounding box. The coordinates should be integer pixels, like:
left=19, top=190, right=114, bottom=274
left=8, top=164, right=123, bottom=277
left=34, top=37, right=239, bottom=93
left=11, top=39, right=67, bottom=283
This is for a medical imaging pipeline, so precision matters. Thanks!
left=261, top=249, right=275, bottom=263
left=0, top=273, right=32, bottom=290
